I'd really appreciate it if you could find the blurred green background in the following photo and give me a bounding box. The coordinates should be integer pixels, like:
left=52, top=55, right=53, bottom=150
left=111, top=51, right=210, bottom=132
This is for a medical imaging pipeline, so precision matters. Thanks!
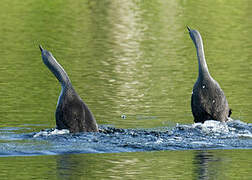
left=0, top=0, right=251, bottom=179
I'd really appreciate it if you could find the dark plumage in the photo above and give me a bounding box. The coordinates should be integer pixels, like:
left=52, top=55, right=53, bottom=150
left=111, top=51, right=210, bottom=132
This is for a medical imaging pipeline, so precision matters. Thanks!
left=187, top=27, right=231, bottom=123
left=39, top=45, right=98, bottom=133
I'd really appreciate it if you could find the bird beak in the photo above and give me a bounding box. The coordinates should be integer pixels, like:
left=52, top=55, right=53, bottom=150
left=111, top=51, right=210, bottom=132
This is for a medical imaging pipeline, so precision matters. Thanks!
left=187, top=26, right=191, bottom=32
left=39, top=45, right=44, bottom=52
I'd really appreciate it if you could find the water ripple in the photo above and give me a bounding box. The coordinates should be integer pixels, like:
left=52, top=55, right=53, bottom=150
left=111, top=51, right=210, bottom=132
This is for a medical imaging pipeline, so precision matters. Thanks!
left=0, top=120, right=252, bottom=156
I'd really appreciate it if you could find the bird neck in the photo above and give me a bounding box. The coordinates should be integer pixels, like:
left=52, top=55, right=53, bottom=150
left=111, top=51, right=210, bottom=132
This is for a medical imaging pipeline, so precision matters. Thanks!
left=195, top=39, right=210, bottom=79
left=43, top=54, right=71, bottom=88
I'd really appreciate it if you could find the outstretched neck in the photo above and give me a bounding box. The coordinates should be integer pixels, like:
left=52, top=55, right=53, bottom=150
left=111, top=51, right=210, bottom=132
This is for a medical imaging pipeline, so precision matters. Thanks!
left=41, top=50, right=71, bottom=88
left=194, top=38, right=210, bottom=79
left=188, top=28, right=211, bottom=79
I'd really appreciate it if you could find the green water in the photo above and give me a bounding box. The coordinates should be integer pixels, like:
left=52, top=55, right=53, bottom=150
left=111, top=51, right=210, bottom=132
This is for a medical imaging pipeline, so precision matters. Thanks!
left=1, top=150, right=252, bottom=180
left=0, top=0, right=251, bottom=179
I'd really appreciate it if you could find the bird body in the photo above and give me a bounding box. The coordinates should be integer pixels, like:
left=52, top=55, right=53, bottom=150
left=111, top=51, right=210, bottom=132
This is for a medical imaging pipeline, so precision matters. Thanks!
left=187, top=27, right=231, bottom=123
left=39, top=45, right=98, bottom=133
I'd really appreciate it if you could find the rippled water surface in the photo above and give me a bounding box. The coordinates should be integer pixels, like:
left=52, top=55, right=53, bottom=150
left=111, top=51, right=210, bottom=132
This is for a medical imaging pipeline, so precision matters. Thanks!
left=1, top=120, right=252, bottom=156
left=0, top=0, right=251, bottom=179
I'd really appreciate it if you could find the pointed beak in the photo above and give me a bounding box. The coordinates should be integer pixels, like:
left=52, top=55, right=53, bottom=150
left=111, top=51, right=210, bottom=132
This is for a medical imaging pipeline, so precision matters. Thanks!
left=39, top=45, right=44, bottom=52
left=187, top=26, right=191, bottom=32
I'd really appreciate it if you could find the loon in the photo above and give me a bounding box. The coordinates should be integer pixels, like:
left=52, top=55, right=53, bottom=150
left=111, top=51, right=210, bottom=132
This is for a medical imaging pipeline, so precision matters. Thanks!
left=187, top=27, right=231, bottom=123
left=39, top=45, right=98, bottom=133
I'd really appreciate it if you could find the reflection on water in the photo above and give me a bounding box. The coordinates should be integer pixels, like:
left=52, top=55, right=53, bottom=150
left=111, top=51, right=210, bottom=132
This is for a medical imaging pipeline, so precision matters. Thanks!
left=0, top=149, right=252, bottom=179
left=56, top=155, right=90, bottom=180
left=193, top=151, right=217, bottom=180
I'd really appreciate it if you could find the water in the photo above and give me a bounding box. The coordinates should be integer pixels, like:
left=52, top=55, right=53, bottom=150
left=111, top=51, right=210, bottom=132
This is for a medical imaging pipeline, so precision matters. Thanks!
left=1, top=120, right=252, bottom=156
left=0, top=0, right=252, bottom=179
left=0, top=149, right=250, bottom=180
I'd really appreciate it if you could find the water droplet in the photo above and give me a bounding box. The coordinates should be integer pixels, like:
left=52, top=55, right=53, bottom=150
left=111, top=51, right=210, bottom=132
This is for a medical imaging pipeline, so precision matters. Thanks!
left=121, top=115, right=126, bottom=119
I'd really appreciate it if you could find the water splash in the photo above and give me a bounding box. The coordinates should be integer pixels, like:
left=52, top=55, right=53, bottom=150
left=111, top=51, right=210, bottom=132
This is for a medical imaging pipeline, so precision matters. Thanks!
left=0, top=120, right=252, bottom=156
left=33, top=129, right=70, bottom=138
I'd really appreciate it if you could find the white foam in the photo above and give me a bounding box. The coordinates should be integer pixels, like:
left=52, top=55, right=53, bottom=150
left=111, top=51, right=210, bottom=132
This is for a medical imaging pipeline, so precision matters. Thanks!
left=33, top=129, right=70, bottom=138
left=238, top=133, right=252, bottom=138
left=192, top=120, right=229, bottom=134
left=155, top=138, right=163, bottom=144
